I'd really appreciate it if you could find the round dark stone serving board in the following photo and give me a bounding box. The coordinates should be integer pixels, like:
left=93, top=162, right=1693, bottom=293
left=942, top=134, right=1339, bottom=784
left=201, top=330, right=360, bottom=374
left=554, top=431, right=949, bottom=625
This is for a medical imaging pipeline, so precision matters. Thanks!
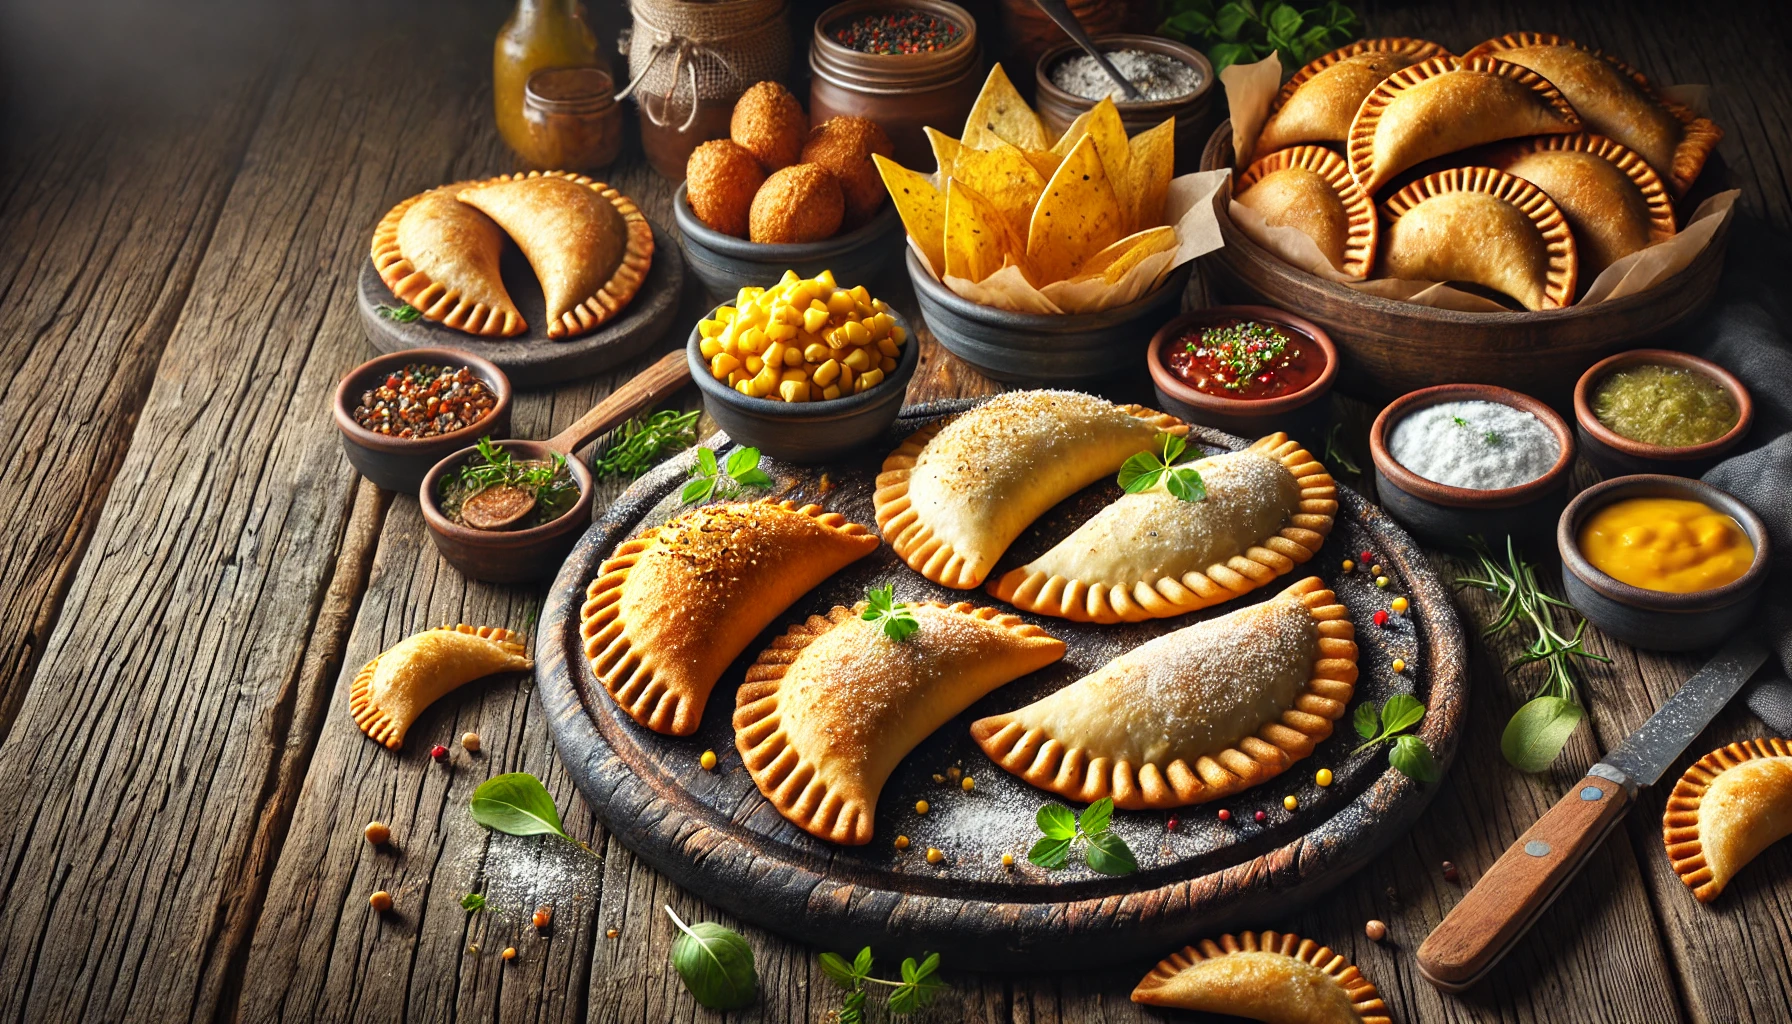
left=535, top=399, right=1469, bottom=971
left=356, top=221, right=683, bottom=390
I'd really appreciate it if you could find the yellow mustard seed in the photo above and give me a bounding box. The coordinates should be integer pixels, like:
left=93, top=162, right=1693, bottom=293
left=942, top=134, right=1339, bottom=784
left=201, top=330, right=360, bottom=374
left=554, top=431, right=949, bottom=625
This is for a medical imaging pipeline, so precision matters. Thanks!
left=700, top=750, right=718, bottom=771
left=1392, top=658, right=1407, bottom=673
left=1342, top=559, right=1355, bottom=572
left=1375, top=576, right=1390, bottom=588
left=926, top=848, right=944, bottom=864
left=894, top=835, right=910, bottom=850
left=501, top=947, right=517, bottom=961
left=915, top=800, right=930, bottom=815
left=1284, top=795, right=1299, bottom=811
left=1392, top=596, right=1409, bottom=614
left=1371, top=564, right=1383, bottom=575
left=960, top=776, right=975, bottom=792
left=1315, top=768, right=1333, bottom=787
left=605, top=928, right=619, bottom=939
left=1002, top=853, right=1014, bottom=868
left=364, top=820, right=390, bottom=846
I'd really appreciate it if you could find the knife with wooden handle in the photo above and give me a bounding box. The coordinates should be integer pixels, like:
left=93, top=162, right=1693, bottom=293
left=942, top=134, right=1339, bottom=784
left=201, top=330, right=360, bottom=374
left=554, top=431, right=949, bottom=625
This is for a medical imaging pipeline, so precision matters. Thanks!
left=1416, top=634, right=1769, bottom=993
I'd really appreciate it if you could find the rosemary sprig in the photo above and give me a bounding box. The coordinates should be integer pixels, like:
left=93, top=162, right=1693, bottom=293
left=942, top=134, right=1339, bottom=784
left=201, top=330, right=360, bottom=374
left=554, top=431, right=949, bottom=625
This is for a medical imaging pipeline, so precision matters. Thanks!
left=591, top=409, right=699, bottom=481
left=376, top=302, right=422, bottom=322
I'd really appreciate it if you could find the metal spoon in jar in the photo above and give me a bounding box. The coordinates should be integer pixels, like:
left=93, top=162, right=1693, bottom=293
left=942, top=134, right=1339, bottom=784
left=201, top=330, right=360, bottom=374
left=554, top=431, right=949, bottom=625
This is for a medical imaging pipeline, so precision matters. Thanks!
left=1033, top=0, right=1144, bottom=101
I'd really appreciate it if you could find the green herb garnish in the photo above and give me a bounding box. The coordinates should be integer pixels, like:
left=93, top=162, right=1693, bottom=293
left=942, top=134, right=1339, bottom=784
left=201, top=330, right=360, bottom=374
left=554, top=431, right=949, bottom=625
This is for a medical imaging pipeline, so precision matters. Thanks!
left=1321, top=422, right=1362, bottom=476
left=376, top=302, right=423, bottom=322
left=1117, top=433, right=1207, bottom=502
left=1029, top=797, right=1138, bottom=875
left=682, top=446, right=773, bottom=504
left=592, top=409, right=700, bottom=481
left=1483, top=430, right=1503, bottom=446
left=819, top=947, right=944, bottom=1021
left=665, top=906, right=758, bottom=1011
left=441, top=437, right=579, bottom=526
left=1351, top=695, right=1438, bottom=781
left=1186, top=321, right=1289, bottom=391
left=861, top=584, right=919, bottom=642
left=470, top=772, right=570, bottom=839
left=1451, top=415, right=1469, bottom=428
left=460, top=892, right=488, bottom=913
left=1158, top=0, right=1361, bottom=73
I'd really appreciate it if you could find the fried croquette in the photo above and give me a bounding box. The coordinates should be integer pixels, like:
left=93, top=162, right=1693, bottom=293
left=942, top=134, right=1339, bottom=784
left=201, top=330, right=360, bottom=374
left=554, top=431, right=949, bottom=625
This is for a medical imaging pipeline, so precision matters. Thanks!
left=749, top=164, right=844, bottom=243
left=800, top=116, right=894, bottom=229
left=730, top=81, right=808, bottom=172
left=685, top=139, right=765, bottom=238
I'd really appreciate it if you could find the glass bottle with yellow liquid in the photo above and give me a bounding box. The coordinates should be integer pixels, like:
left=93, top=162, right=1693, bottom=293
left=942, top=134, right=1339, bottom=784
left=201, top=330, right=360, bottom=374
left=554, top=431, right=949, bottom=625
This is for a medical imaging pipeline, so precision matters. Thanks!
left=494, top=0, right=606, bottom=160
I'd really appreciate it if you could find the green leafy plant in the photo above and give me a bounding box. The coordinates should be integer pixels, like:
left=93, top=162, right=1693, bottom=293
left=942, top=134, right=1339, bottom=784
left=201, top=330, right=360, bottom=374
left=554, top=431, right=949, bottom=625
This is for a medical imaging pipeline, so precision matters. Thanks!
left=861, top=584, right=920, bottom=642
left=1158, top=0, right=1361, bottom=73
left=1118, top=433, right=1207, bottom=502
left=592, top=409, right=700, bottom=481
left=1455, top=536, right=1608, bottom=773
left=1351, top=694, right=1438, bottom=782
left=819, top=947, right=945, bottom=1021
left=1028, top=797, right=1138, bottom=875
left=375, top=302, right=422, bottom=322
left=682, top=446, right=773, bottom=504
left=460, top=892, right=488, bottom=913
left=665, top=906, right=757, bottom=1010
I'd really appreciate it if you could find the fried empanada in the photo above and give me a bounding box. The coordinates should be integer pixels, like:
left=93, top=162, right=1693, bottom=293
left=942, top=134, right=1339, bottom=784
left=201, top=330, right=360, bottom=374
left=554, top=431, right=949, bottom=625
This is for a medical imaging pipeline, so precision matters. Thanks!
left=1465, top=32, right=1722, bottom=195
left=972, top=578, right=1356, bottom=809
left=580, top=501, right=880, bottom=736
left=1132, top=930, right=1392, bottom=1024
left=874, top=391, right=1186, bottom=590
left=371, top=184, right=525, bottom=337
left=351, top=625, right=533, bottom=749
left=1235, top=147, right=1379, bottom=278
left=1663, top=737, right=1792, bottom=902
left=988, top=435, right=1336, bottom=623
left=1347, top=56, right=1580, bottom=195
left=1379, top=166, right=1578, bottom=311
left=458, top=171, right=654, bottom=339
left=1257, top=37, right=1453, bottom=153
left=1489, top=133, right=1676, bottom=279
left=734, top=602, right=1064, bottom=845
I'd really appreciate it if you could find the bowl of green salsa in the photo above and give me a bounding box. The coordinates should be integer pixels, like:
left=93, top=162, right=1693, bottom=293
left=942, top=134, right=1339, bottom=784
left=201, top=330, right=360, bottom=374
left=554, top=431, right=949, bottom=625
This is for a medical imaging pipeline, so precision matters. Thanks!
left=1574, top=349, right=1752, bottom=478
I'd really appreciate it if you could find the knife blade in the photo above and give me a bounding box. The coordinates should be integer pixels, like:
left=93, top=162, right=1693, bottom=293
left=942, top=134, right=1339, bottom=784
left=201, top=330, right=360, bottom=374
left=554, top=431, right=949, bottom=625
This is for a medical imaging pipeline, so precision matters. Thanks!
left=1417, top=633, right=1769, bottom=993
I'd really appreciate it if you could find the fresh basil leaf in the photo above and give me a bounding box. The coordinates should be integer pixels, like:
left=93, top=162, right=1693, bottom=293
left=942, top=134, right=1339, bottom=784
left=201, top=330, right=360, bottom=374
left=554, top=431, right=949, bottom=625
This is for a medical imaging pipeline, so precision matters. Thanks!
left=695, top=446, right=717, bottom=477
left=681, top=476, right=714, bottom=504
left=469, top=772, right=569, bottom=838
left=724, top=446, right=758, bottom=478
left=1079, top=797, right=1114, bottom=838
left=863, top=584, right=895, bottom=617
left=819, top=951, right=857, bottom=986
left=1353, top=701, right=1379, bottom=740
left=853, top=945, right=874, bottom=978
left=1214, top=1, right=1251, bottom=39
left=1036, top=804, right=1077, bottom=840
left=1207, top=40, right=1254, bottom=71
left=888, top=954, right=942, bottom=1014
left=1380, top=693, right=1425, bottom=737
left=1084, top=831, right=1139, bottom=875
left=912, top=952, right=939, bottom=983
left=1390, top=734, right=1440, bottom=782
left=1117, top=452, right=1165, bottom=494
left=1158, top=432, right=1188, bottom=466
left=1165, top=9, right=1212, bottom=35
left=460, top=892, right=487, bottom=912
left=666, top=907, right=758, bottom=1010
left=1029, top=835, right=1072, bottom=869
left=1164, top=466, right=1207, bottom=503
left=899, top=957, right=918, bottom=985
left=879, top=607, right=920, bottom=642
left=1501, top=695, right=1584, bottom=773
left=1267, top=3, right=1301, bottom=37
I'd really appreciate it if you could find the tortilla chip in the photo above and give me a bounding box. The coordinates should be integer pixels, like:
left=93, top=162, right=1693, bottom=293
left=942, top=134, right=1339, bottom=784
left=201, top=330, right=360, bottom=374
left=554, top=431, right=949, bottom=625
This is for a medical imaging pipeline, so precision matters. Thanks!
left=1050, top=109, right=1092, bottom=159
left=1080, top=98, right=1131, bottom=187
left=1124, top=116, right=1177, bottom=232
left=925, top=127, right=961, bottom=182
left=1026, top=134, right=1125, bottom=284
left=1070, top=226, right=1178, bottom=284
left=949, top=142, right=1045, bottom=243
left=944, top=179, right=1025, bottom=284
left=874, top=154, right=947, bottom=275
left=962, top=64, right=1049, bottom=152
left=1022, top=148, right=1063, bottom=181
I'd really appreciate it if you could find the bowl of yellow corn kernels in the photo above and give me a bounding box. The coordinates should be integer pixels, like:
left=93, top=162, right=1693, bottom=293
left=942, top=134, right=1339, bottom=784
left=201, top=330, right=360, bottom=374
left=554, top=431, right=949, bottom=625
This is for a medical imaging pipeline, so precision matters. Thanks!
left=687, top=269, right=918, bottom=463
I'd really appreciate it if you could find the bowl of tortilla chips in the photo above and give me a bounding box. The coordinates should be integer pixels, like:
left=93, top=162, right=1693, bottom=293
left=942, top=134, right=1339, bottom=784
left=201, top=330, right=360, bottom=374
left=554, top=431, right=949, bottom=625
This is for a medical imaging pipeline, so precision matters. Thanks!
left=877, top=65, right=1196, bottom=384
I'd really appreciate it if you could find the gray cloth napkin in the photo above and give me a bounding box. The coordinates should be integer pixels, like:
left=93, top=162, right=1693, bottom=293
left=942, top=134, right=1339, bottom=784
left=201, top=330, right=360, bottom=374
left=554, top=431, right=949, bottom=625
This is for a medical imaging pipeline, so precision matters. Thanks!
left=1686, top=216, right=1792, bottom=734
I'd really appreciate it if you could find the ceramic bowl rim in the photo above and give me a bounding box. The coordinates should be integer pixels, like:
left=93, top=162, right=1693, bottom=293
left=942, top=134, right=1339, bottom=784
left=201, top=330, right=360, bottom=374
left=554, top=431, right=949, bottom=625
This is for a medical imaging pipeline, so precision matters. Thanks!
left=673, top=181, right=901, bottom=261
left=333, top=347, right=513, bottom=456
left=1572, top=348, right=1753, bottom=461
left=687, top=303, right=918, bottom=418
left=419, top=438, right=595, bottom=548
left=1145, top=304, right=1337, bottom=419
left=1033, top=33, right=1215, bottom=112
left=1557, top=474, right=1772, bottom=612
left=1370, top=384, right=1576, bottom=510
left=811, top=0, right=979, bottom=67
left=905, top=246, right=1183, bottom=328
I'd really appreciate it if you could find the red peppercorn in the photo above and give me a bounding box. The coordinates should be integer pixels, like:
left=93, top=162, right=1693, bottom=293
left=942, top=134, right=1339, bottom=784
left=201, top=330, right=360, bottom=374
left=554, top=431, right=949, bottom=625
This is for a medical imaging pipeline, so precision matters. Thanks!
left=1443, top=860, right=1460, bottom=883
left=1360, top=550, right=1373, bottom=563
left=1254, top=810, right=1267, bottom=823
left=431, top=744, right=448, bottom=762
left=1373, top=609, right=1389, bottom=627
left=1217, top=809, right=1231, bottom=823
left=1166, top=816, right=1179, bottom=831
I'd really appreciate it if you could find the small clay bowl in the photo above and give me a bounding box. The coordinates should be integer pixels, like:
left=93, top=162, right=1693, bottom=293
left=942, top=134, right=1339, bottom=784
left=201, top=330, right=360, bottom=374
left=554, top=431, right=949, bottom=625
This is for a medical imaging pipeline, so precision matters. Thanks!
left=688, top=305, right=919, bottom=463
left=908, top=248, right=1193, bottom=385
left=333, top=348, right=513, bottom=493
left=1573, top=349, right=1752, bottom=479
left=1558, top=475, right=1771, bottom=651
left=1146, top=305, right=1337, bottom=442
left=1369, top=384, right=1576, bottom=546
left=673, top=182, right=905, bottom=302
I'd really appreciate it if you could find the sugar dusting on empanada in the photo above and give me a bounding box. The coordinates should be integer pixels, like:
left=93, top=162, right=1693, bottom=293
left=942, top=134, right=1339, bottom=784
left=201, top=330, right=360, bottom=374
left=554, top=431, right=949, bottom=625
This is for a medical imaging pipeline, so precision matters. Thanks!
left=1663, top=738, right=1792, bottom=902
left=1132, top=930, right=1391, bottom=1024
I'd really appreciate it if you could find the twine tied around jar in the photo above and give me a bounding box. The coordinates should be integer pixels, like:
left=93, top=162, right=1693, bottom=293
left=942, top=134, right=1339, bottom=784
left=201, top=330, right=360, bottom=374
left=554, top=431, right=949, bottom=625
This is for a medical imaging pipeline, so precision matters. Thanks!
left=616, top=0, right=790, bottom=132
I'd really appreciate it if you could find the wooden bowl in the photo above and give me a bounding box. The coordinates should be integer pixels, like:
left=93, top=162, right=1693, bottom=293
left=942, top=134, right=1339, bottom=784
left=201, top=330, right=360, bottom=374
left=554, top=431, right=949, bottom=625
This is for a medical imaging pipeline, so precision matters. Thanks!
left=1198, top=121, right=1731, bottom=403
left=906, top=248, right=1192, bottom=384
left=420, top=439, right=595, bottom=584
left=687, top=305, right=919, bottom=463
left=1370, top=384, right=1576, bottom=546
left=1573, top=349, right=1753, bottom=479
left=1558, top=475, right=1770, bottom=651
left=673, top=182, right=905, bottom=302
left=1034, top=34, right=1216, bottom=175
left=1146, top=305, right=1337, bottom=442
left=333, top=348, right=512, bottom=493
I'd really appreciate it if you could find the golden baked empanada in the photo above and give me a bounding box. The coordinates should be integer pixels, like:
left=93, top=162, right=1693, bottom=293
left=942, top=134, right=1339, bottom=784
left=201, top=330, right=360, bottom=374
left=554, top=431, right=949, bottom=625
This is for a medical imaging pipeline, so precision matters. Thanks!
left=1465, top=32, right=1722, bottom=195
left=458, top=171, right=653, bottom=339
left=1663, top=737, right=1792, bottom=902
left=1257, top=37, right=1452, bottom=153
left=1236, top=147, right=1379, bottom=278
left=1132, top=930, right=1391, bottom=1024
left=989, top=434, right=1336, bottom=623
left=1380, top=166, right=1578, bottom=311
left=1347, top=56, right=1580, bottom=195
left=735, top=602, right=1064, bottom=845
left=973, top=577, right=1356, bottom=809
left=581, top=501, right=880, bottom=735
left=351, top=625, right=533, bottom=749
left=371, top=184, right=525, bottom=337
left=874, top=391, right=1186, bottom=590
left=1489, top=134, right=1676, bottom=279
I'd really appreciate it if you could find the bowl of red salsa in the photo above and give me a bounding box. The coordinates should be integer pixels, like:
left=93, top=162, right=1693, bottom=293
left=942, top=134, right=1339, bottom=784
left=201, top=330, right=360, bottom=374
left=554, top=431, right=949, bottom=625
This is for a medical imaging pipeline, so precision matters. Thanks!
left=1147, top=305, right=1336, bottom=440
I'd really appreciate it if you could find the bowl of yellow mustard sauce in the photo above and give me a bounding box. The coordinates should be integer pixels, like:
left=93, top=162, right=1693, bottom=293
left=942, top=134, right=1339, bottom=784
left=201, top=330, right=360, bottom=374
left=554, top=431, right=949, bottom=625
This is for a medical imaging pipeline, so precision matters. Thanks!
left=1558, top=476, right=1771, bottom=651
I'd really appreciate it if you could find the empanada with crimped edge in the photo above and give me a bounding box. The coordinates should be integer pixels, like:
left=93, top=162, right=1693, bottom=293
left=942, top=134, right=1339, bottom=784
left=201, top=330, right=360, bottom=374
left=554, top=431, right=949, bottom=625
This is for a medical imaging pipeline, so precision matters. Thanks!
left=1236, top=147, right=1379, bottom=278
left=988, top=434, right=1336, bottom=623
left=1465, top=32, right=1722, bottom=196
left=734, top=601, right=1064, bottom=845
left=581, top=501, right=879, bottom=736
left=1380, top=166, right=1578, bottom=311
left=1663, top=737, right=1792, bottom=902
left=972, top=577, right=1355, bottom=809
left=1488, top=133, right=1677, bottom=280
left=1347, top=56, right=1580, bottom=195
left=1257, top=37, right=1453, bottom=153
left=874, top=391, right=1186, bottom=590
left=1131, top=930, right=1392, bottom=1024
left=371, top=184, right=526, bottom=337
left=457, top=171, right=653, bottom=339
left=351, top=625, right=532, bottom=749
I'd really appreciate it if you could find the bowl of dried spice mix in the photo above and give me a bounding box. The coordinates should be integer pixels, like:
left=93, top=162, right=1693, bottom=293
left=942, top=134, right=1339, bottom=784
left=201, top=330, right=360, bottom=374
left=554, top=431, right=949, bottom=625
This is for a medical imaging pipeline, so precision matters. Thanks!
left=808, top=0, right=981, bottom=169
left=333, top=348, right=512, bottom=493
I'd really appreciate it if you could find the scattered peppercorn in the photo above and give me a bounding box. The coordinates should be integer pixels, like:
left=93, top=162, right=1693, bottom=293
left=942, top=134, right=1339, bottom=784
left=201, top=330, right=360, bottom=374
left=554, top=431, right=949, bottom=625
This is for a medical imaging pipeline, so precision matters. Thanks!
left=1001, top=853, right=1014, bottom=868
left=533, top=905, right=554, bottom=929
left=926, top=847, right=944, bottom=864
left=1443, top=860, right=1460, bottom=883
left=932, top=773, right=945, bottom=784
left=1375, top=576, right=1390, bottom=589
left=1315, top=768, right=1333, bottom=787
left=1365, top=919, right=1388, bottom=942
left=1392, top=596, right=1409, bottom=614
left=832, top=10, right=963, bottom=54
left=502, top=947, right=517, bottom=961
left=462, top=731, right=481, bottom=752
left=915, top=800, right=930, bottom=814
left=1342, top=559, right=1355, bottom=572
left=1360, top=550, right=1373, bottom=563
left=431, top=744, right=449, bottom=762
left=469, top=943, right=481, bottom=954
left=606, top=928, right=620, bottom=939
left=353, top=363, right=497, bottom=439
left=1370, top=564, right=1383, bottom=575
left=1166, top=815, right=1179, bottom=831
left=1392, top=658, right=1406, bottom=673
left=960, top=776, right=975, bottom=792
left=369, top=890, right=393, bottom=912
left=894, top=835, right=910, bottom=850
left=1284, top=795, right=1299, bottom=811
left=364, top=820, right=391, bottom=845
left=947, top=766, right=961, bottom=781
left=1217, top=808, right=1231, bottom=823
left=1373, top=609, right=1389, bottom=628
left=700, top=750, right=718, bottom=771
left=1254, top=810, right=1268, bottom=823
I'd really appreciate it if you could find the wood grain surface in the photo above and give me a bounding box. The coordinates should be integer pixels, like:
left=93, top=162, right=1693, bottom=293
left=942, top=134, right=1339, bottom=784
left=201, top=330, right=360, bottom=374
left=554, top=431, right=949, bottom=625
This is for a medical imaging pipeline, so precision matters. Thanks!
left=0, top=0, right=1784, bottom=1021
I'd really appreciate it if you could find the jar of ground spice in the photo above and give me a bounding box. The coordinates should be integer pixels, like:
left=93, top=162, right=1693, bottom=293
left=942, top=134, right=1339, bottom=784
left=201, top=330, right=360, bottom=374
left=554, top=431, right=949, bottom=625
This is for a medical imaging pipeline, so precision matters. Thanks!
left=520, top=67, right=623, bottom=171
left=1034, top=35, right=1216, bottom=175
left=809, top=0, right=981, bottom=170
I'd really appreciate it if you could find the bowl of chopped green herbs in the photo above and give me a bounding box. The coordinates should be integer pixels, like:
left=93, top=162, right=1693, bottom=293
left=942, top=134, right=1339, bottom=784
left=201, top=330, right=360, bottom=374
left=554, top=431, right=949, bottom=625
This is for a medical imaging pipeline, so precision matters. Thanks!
left=421, top=437, right=594, bottom=583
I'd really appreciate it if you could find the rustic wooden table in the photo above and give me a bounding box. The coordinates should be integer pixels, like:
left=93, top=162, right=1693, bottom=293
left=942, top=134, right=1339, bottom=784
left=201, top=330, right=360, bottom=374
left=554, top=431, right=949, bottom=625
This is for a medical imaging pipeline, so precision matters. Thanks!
left=1, top=1, right=1789, bottom=1021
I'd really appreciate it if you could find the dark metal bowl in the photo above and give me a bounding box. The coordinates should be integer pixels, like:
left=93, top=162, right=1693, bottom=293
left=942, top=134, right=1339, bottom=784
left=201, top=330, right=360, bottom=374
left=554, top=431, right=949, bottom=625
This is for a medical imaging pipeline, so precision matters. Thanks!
left=673, top=182, right=905, bottom=302
left=333, top=348, right=512, bottom=493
